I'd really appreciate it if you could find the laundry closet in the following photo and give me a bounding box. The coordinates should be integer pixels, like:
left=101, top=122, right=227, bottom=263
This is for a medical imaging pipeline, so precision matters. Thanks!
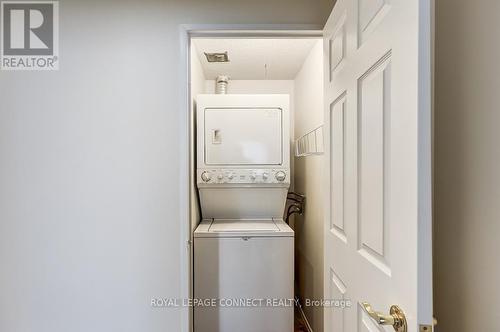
left=189, top=37, right=324, bottom=332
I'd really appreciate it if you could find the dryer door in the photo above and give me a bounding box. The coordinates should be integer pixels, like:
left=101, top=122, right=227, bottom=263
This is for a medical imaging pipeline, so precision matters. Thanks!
left=204, top=108, right=282, bottom=165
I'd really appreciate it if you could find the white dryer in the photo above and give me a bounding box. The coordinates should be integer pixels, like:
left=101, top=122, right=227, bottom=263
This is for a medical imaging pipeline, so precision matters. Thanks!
left=196, top=94, right=290, bottom=219
left=194, top=94, right=294, bottom=332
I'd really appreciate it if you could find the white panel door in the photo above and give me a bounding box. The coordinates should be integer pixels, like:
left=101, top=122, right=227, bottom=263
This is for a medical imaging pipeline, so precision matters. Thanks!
left=323, top=0, right=433, bottom=331
left=204, top=108, right=282, bottom=165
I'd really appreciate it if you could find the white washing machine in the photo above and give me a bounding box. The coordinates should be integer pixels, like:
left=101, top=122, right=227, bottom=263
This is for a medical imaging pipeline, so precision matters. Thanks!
left=194, top=94, right=293, bottom=332
left=194, top=219, right=293, bottom=332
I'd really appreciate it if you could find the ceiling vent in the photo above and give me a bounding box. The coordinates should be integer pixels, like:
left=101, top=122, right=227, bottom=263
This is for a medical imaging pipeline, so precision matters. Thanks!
left=204, top=52, right=229, bottom=63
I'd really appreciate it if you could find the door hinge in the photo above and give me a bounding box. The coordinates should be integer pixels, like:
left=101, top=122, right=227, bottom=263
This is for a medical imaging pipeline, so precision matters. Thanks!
left=419, top=317, right=437, bottom=332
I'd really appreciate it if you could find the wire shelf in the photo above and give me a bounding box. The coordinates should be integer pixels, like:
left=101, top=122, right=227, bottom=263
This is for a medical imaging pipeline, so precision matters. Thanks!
left=295, top=125, right=324, bottom=157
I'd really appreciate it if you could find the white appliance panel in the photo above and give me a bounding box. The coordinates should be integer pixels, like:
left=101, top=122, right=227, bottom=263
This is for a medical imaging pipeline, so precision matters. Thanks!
left=199, top=187, right=288, bottom=219
left=197, top=168, right=289, bottom=185
left=204, top=108, right=282, bottom=165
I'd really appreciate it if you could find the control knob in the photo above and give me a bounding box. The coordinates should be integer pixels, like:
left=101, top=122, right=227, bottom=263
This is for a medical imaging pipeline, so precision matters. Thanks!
left=217, top=174, right=224, bottom=181
left=201, top=171, right=212, bottom=182
left=275, top=171, right=286, bottom=182
left=250, top=173, right=257, bottom=180
left=262, top=172, right=269, bottom=180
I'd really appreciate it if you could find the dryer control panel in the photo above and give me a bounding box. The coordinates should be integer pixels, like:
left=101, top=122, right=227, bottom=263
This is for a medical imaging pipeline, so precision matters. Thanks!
left=197, top=168, right=289, bottom=185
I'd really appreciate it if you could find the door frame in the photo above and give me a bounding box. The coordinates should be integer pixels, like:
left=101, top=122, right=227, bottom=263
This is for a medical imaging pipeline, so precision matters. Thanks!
left=178, top=24, right=323, bottom=332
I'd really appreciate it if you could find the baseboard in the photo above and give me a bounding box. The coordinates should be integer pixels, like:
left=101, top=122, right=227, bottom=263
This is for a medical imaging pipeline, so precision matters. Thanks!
left=295, top=297, right=314, bottom=332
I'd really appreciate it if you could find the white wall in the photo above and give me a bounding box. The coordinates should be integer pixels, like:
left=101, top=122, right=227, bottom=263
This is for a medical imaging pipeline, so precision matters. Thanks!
left=188, top=43, right=206, bottom=323
left=190, top=44, right=205, bottom=233
left=292, top=40, right=324, bottom=331
left=203, top=81, right=295, bottom=137
left=203, top=80, right=296, bottom=135
left=0, top=1, right=334, bottom=331
left=434, top=1, right=500, bottom=331
left=205, top=80, right=295, bottom=134
left=204, top=79, right=294, bottom=95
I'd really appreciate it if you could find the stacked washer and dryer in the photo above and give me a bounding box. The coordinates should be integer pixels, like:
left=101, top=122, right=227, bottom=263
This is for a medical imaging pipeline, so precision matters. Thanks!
left=194, top=94, right=294, bottom=332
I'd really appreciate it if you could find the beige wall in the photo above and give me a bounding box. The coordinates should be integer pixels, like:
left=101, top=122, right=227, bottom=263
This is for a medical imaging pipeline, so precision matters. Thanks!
left=293, top=40, right=324, bottom=332
left=435, top=1, right=500, bottom=330
left=0, top=1, right=334, bottom=331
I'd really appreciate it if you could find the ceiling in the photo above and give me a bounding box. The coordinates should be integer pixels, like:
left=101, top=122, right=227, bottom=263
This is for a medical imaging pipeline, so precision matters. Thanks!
left=192, top=38, right=319, bottom=80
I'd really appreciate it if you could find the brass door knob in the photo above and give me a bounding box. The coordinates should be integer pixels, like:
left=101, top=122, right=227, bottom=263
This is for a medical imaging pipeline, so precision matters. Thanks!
left=361, top=302, right=408, bottom=332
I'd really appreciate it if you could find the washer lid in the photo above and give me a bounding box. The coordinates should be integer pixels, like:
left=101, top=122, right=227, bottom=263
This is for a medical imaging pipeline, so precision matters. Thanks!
left=194, top=218, right=294, bottom=238
left=209, top=219, right=279, bottom=232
